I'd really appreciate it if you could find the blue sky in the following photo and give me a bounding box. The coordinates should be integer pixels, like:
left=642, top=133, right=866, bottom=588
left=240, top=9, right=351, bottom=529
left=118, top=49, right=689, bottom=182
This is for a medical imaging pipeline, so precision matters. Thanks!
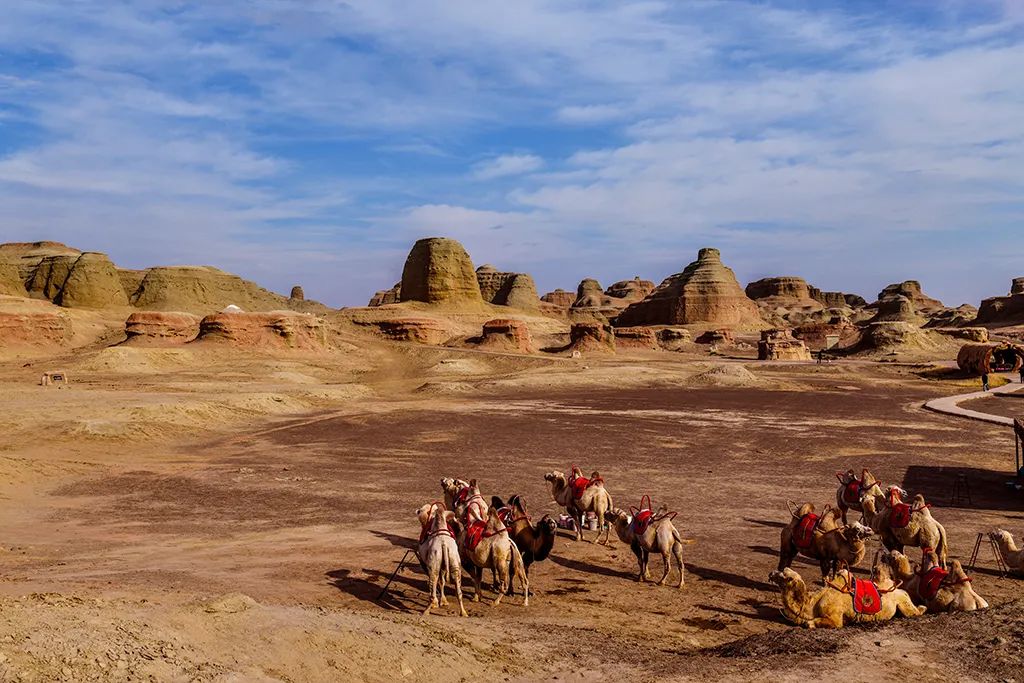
left=0, top=1, right=1022, bottom=307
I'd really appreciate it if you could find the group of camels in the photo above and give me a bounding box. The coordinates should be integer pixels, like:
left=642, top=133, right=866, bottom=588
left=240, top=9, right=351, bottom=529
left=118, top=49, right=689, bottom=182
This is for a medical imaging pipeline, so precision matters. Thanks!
left=772, top=468, right=1006, bottom=628
left=413, top=466, right=687, bottom=616
left=412, top=464, right=1023, bottom=626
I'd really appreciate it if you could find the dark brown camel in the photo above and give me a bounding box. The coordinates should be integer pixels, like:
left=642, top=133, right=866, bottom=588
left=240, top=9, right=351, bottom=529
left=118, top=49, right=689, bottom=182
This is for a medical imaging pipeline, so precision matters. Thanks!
left=492, top=495, right=557, bottom=590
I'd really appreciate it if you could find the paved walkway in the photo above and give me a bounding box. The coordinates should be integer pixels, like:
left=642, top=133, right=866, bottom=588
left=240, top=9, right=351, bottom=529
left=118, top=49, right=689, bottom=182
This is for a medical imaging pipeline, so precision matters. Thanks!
left=923, top=375, right=1022, bottom=426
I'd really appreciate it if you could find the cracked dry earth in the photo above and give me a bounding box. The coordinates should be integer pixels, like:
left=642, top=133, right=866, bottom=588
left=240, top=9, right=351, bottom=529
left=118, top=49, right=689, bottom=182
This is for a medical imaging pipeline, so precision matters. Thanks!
left=1, top=360, right=1023, bottom=682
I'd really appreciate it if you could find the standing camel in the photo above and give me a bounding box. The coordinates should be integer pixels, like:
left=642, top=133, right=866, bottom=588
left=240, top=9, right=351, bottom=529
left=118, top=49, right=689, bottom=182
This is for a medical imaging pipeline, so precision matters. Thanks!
left=415, top=502, right=468, bottom=617
left=778, top=502, right=869, bottom=577
left=606, top=504, right=688, bottom=587
left=834, top=468, right=883, bottom=525
left=458, top=505, right=529, bottom=607
left=860, top=487, right=948, bottom=566
left=988, top=529, right=1024, bottom=574
left=544, top=467, right=613, bottom=543
left=440, top=477, right=487, bottom=523
left=492, top=494, right=557, bottom=582
left=878, top=549, right=988, bottom=612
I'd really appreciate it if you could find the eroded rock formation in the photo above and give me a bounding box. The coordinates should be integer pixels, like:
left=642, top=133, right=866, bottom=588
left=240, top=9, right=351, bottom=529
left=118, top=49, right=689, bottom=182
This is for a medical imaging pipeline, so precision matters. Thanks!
left=369, top=318, right=449, bottom=345
left=758, top=329, right=811, bottom=361
left=195, top=311, right=328, bottom=349
left=400, top=237, right=482, bottom=305
left=477, top=318, right=533, bottom=353
left=368, top=283, right=401, bottom=307
left=124, top=312, right=202, bottom=345
left=975, top=278, right=1024, bottom=326
left=569, top=321, right=615, bottom=353
left=56, top=253, right=129, bottom=308
left=475, top=266, right=539, bottom=310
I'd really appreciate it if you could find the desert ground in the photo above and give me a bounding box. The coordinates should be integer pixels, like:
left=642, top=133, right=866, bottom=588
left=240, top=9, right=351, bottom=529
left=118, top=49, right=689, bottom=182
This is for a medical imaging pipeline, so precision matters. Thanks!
left=2, top=334, right=1023, bottom=683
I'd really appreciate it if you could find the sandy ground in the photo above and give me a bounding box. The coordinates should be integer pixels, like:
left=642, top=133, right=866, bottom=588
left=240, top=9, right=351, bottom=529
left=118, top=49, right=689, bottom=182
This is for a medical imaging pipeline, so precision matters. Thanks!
left=1, top=338, right=1023, bottom=682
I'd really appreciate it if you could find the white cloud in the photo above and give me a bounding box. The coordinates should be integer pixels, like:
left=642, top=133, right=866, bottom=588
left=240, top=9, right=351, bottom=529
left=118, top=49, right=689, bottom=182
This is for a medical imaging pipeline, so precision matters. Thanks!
left=471, top=154, right=544, bottom=180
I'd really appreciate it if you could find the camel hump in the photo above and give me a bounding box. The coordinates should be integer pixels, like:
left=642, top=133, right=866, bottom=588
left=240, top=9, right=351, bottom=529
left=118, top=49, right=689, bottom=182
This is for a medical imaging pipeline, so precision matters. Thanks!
left=797, top=502, right=814, bottom=516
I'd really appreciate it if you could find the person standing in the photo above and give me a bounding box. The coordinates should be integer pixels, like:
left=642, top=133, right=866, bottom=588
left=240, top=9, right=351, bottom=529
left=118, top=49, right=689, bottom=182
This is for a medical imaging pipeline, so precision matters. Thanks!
left=982, top=372, right=990, bottom=392
left=1019, top=366, right=1024, bottom=384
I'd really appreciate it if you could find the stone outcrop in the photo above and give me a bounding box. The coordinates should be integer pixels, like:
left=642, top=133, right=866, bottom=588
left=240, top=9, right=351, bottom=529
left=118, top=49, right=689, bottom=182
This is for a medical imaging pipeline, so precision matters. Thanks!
left=368, top=283, right=401, bottom=307
left=0, top=241, right=81, bottom=282
left=476, top=318, right=533, bottom=353
left=568, top=321, right=615, bottom=354
left=870, top=295, right=923, bottom=324
left=792, top=322, right=859, bottom=351
left=0, top=263, right=26, bottom=296
left=876, top=281, right=944, bottom=313
left=290, top=286, right=305, bottom=301
left=0, top=311, right=71, bottom=345
left=129, top=266, right=320, bottom=314
left=540, top=289, right=575, bottom=309
left=758, top=329, right=812, bottom=361
left=475, top=266, right=539, bottom=310
left=124, top=312, right=202, bottom=345
left=695, top=329, right=734, bottom=345
left=195, top=311, right=328, bottom=349
left=370, top=318, right=449, bottom=345
left=613, top=326, right=659, bottom=350
left=574, top=279, right=608, bottom=309
left=56, top=252, right=129, bottom=308
left=27, top=255, right=77, bottom=301
left=934, top=327, right=988, bottom=343
left=400, top=237, right=482, bottom=305
left=656, top=327, right=692, bottom=350
left=845, top=294, right=867, bottom=308
left=616, top=248, right=762, bottom=328
left=745, top=277, right=817, bottom=303
left=808, top=288, right=850, bottom=309
left=605, top=278, right=655, bottom=304
left=975, top=278, right=1024, bottom=326
left=922, top=304, right=978, bottom=329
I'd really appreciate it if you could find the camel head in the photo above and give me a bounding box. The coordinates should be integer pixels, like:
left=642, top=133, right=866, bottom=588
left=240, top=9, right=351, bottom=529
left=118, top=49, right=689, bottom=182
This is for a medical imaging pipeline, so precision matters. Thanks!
left=539, top=514, right=557, bottom=536
left=544, top=470, right=567, bottom=490
left=948, top=559, right=969, bottom=582
left=836, top=469, right=856, bottom=485
left=885, top=484, right=908, bottom=501
left=845, top=522, right=874, bottom=542
left=988, top=528, right=1014, bottom=547
left=440, top=477, right=469, bottom=499
left=508, top=494, right=528, bottom=517
left=416, top=501, right=445, bottom=528
left=767, top=567, right=803, bottom=590
left=604, top=507, right=630, bottom=526
left=881, top=549, right=913, bottom=577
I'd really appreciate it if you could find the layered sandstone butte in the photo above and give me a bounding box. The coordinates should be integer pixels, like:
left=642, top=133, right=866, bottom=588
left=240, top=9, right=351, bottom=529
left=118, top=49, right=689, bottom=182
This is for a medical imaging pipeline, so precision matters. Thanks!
left=195, top=311, right=328, bottom=349
left=540, top=289, right=575, bottom=309
left=613, top=326, right=659, bottom=350
left=400, top=237, right=482, bottom=305
left=477, top=318, right=533, bottom=353
left=876, top=281, right=944, bottom=313
left=56, top=252, right=129, bottom=308
left=0, top=241, right=81, bottom=282
left=369, top=318, right=449, bottom=345
left=745, top=276, right=818, bottom=303
left=27, top=255, right=77, bottom=301
left=290, top=286, right=305, bottom=301
left=124, top=311, right=202, bottom=345
left=605, top=278, right=655, bottom=304
left=793, top=322, right=859, bottom=351
left=870, top=295, right=923, bottom=324
left=129, top=266, right=319, bottom=314
left=0, top=310, right=72, bottom=345
left=975, top=277, right=1024, bottom=326
left=368, top=283, right=401, bottom=307
left=617, top=248, right=762, bottom=328
left=475, top=265, right=539, bottom=310
left=758, top=329, right=812, bottom=361
left=656, top=327, right=692, bottom=350
left=0, top=263, right=26, bottom=296
left=569, top=321, right=615, bottom=353
left=573, top=279, right=608, bottom=309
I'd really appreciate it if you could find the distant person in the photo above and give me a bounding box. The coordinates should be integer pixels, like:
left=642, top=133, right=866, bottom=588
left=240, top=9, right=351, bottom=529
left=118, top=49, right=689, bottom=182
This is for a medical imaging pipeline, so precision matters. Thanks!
left=816, top=350, right=824, bottom=365
left=1019, top=366, right=1024, bottom=384
left=982, top=372, right=990, bottom=392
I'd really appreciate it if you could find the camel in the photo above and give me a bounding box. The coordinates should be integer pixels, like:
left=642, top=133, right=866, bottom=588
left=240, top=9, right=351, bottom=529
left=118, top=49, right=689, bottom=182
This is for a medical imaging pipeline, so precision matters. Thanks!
left=492, top=494, right=556, bottom=581
left=415, top=502, right=468, bottom=617
left=988, top=529, right=1024, bottom=574
left=440, top=477, right=487, bottom=523
left=605, top=505, right=688, bottom=587
left=878, top=549, right=988, bottom=612
left=778, top=502, right=871, bottom=577
left=834, top=468, right=883, bottom=525
left=768, top=566, right=926, bottom=629
left=458, top=505, right=529, bottom=607
left=544, top=468, right=613, bottom=543
left=860, top=486, right=948, bottom=566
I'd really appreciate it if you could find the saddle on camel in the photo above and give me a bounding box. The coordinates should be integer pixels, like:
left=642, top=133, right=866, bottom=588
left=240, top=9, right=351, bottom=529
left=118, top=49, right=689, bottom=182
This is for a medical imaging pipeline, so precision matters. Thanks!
left=630, top=495, right=677, bottom=537
left=827, top=572, right=885, bottom=616
left=569, top=466, right=602, bottom=502
left=887, top=488, right=925, bottom=530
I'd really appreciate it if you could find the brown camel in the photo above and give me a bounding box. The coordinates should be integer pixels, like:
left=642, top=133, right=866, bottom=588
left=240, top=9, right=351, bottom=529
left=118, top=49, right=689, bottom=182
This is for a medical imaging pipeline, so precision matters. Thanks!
left=606, top=505, right=688, bottom=587
left=879, top=549, right=988, bottom=612
left=834, top=468, right=883, bottom=525
left=415, top=502, right=468, bottom=617
left=492, top=495, right=556, bottom=582
left=778, top=502, right=871, bottom=577
left=988, top=529, right=1024, bottom=574
left=768, top=567, right=926, bottom=629
left=860, top=487, right=948, bottom=566
left=440, top=477, right=487, bottom=523
left=544, top=468, right=613, bottom=543
left=458, top=505, right=529, bottom=607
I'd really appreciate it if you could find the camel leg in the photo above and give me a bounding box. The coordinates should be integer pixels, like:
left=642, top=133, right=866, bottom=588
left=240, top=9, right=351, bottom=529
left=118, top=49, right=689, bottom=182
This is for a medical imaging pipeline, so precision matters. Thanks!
left=656, top=548, right=672, bottom=586
left=674, top=542, right=685, bottom=588
left=897, top=595, right=927, bottom=618
left=438, top=571, right=447, bottom=606
left=838, top=504, right=848, bottom=526
left=471, top=565, right=483, bottom=603
left=807, top=615, right=842, bottom=629
left=491, top=556, right=508, bottom=608
left=451, top=566, right=468, bottom=617
left=629, top=540, right=645, bottom=581
left=423, top=568, right=438, bottom=616
left=777, top=543, right=797, bottom=572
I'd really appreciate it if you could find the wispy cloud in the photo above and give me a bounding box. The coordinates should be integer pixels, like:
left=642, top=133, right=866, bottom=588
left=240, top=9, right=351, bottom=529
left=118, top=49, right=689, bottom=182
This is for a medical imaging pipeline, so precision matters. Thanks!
left=472, top=154, right=544, bottom=180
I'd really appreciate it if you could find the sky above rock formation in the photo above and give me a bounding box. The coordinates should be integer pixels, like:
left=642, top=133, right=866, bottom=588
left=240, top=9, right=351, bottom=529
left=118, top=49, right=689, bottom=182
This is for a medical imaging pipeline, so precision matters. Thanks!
left=0, top=1, right=1022, bottom=307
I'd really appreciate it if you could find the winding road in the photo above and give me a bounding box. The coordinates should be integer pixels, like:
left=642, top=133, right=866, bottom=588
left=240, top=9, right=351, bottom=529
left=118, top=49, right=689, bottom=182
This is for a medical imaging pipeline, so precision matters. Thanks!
left=923, top=373, right=1022, bottom=426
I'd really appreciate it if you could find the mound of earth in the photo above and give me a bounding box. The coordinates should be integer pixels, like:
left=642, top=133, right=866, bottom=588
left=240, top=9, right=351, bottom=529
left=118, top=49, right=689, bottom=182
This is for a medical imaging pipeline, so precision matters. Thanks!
left=289, top=286, right=304, bottom=301
left=855, top=322, right=959, bottom=355
left=363, top=317, right=450, bottom=345
left=745, top=276, right=818, bottom=303
left=540, top=289, right=575, bottom=309
left=368, top=283, right=401, bottom=307
left=808, top=287, right=853, bottom=308
left=568, top=321, right=615, bottom=354
left=124, top=311, right=202, bottom=345
left=605, top=277, right=655, bottom=304
left=573, top=278, right=609, bottom=309
left=844, top=293, right=868, bottom=308
left=130, top=266, right=323, bottom=315
left=870, top=295, right=924, bottom=324
left=399, top=237, right=483, bottom=306
left=0, top=310, right=72, bottom=346
left=474, top=318, right=534, bottom=353
left=194, top=311, right=331, bottom=349
left=616, top=248, right=763, bottom=329
left=56, top=252, right=130, bottom=308
left=613, top=326, right=659, bottom=350
left=475, top=266, right=539, bottom=310
left=0, top=240, right=81, bottom=281
left=655, top=327, right=692, bottom=351
left=686, top=363, right=763, bottom=387
left=975, top=277, right=1024, bottom=327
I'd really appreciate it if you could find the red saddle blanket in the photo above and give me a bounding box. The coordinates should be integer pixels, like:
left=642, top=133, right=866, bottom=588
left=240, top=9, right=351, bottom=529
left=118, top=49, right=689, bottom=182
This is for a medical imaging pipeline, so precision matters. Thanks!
left=419, top=523, right=456, bottom=544
left=632, top=509, right=654, bottom=536
left=463, top=520, right=487, bottom=551
left=842, top=481, right=861, bottom=506
left=919, top=566, right=949, bottom=600
left=889, top=503, right=912, bottom=529
left=793, top=513, right=819, bottom=550
left=570, top=476, right=590, bottom=500
left=851, top=578, right=882, bottom=615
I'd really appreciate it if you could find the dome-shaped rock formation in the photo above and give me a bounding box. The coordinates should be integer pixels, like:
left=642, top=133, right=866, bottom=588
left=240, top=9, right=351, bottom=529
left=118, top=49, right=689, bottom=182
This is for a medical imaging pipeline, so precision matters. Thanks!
left=476, top=318, right=533, bottom=353
left=870, top=295, right=923, bottom=324
left=605, top=278, right=655, bottom=303
left=745, top=277, right=817, bottom=303
left=290, top=286, right=305, bottom=301
left=124, top=311, right=202, bottom=345
left=616, top=248, right=762, bottom=328
left=27, top=255, right=77, bottom=301
left=195, top=311, right=329, bottom=349
left=876, top=281, right=943, bottom=313
left=56, top=252, right=129, bottom=308
left=475, top=266, right=539, bottom=309
left=568, top=321, right=615, bottom=354
left=129, top=266, right=320, bottom=315
left=400, top=237, right=483, bottom=306
left=540, top=289, right=575, bottom=309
